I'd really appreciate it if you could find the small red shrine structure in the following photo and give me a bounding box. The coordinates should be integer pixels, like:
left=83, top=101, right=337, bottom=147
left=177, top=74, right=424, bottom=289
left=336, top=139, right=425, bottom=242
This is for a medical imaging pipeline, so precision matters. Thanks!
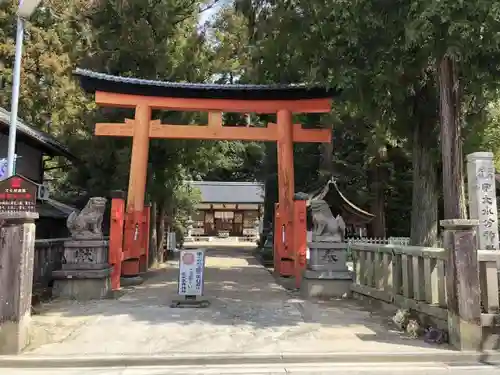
left=74, top=69, right=339, bottom=290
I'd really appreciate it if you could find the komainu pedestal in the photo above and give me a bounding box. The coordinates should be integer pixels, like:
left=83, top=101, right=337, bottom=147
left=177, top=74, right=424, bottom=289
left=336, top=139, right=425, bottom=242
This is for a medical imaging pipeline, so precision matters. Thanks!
left=52, top=197, right=112, bottom=300
left=301, top=199, right=353, bottom=299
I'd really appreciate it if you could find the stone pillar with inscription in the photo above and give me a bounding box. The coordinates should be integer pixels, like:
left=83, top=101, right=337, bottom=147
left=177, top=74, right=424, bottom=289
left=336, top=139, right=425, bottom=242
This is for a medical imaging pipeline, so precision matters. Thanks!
left=441, top=219, right=482, bottom=350
left=466, top=152, right=499, bottom=250
left=300, top=199, right=352, bottom=298
left=52, top=197, right=112, bottom=300
left=0, top=175, right=39, bottom=354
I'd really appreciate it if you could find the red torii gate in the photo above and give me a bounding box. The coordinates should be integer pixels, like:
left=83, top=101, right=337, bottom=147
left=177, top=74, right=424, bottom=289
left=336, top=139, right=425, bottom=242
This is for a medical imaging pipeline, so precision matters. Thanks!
left=75, top=69, right=338, bottom=289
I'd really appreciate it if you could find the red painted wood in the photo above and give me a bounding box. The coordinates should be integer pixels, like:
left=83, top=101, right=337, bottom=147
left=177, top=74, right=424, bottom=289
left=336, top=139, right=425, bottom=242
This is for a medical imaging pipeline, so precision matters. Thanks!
left=140, top=205, right=151, bottom=273
left=127, top=104, right=151, bottom=213
left=122, top=259, right=140, bottom=276
left=96, top=121, right=332, bottom=143
left=122, top=210, right=141, bottom=276
left=273, top=203, right=294, bottom=277
left=276, top=110, right=295, bottom=276
left=274, top=203, right=281, bottom=273
left=280, top=259, right=294, bottom=277
left=109, top=195, right=125, bottom=290
left=293, top=199, right=307, bottom=288
left=95, top=91, right=332, bottom=114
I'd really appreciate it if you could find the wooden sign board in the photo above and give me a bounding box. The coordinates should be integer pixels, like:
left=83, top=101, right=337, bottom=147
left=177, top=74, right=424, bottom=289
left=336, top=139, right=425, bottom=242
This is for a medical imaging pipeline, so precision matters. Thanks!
left=0, top=175, right=37, bottom=213
left=238, top=204, right=259, bottom=210
left=212, top=203, right=236, bottom=210
left=195, top=203, right=211, bottom=209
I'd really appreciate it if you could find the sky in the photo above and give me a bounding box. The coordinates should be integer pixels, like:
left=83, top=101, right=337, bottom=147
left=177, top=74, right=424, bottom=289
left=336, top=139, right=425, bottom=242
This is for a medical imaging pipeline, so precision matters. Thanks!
left=198, top=0, right=232, bottom=25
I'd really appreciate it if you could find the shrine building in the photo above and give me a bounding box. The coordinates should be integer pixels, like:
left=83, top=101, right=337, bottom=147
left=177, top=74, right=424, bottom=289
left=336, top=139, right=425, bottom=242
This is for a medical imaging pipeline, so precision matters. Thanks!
left=187, top=181, right=264, bottom=240
left=0, top=107, right=78, bottom=238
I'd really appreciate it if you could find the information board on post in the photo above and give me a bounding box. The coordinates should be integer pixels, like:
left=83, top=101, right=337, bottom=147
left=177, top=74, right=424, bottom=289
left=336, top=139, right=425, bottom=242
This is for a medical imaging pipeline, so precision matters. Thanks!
left=178, top=249, right=205, bottom=297
left=0, top=175, right=37, bottom=213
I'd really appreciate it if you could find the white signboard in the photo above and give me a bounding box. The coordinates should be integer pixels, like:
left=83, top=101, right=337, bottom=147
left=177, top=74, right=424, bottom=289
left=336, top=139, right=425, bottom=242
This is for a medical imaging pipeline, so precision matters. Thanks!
left=178, top=249, right=205, bottom=296
left=0, top=155, right=18, bottom=180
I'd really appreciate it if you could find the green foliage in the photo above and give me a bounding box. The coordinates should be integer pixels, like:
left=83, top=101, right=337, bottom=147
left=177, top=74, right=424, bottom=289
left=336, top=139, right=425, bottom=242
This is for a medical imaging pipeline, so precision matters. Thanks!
left=208, top=6, right=251, bottom=83
left=3, top=0, right=500, bottom=240
left=1, top=0, right=267, bottom=234
left=165, top=182, right=202, bottom=230
left=465, top=99, right=500, bottom=170
left=1, top=0, right=91, bottom=135
left=228, top=0, right=500, bottom=236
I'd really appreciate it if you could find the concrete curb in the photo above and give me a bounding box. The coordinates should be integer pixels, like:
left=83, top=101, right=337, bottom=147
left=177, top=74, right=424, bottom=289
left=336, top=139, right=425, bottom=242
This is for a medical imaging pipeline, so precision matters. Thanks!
left=2, top=351, right=500, bottom=368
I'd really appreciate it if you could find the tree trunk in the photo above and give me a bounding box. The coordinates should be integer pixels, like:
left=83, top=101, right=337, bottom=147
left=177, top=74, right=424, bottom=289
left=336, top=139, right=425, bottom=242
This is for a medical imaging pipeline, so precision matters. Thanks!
left=438, top=55, right=467, bottom=219
left=319, top=135, right=333, bottom=178
left=157, top=200, right=166, bottom=262
left=369, top=146, right=387, bottom=238
left=149, top=201, right=159, bottom=267
left=410, top=120, right=439, bottom=246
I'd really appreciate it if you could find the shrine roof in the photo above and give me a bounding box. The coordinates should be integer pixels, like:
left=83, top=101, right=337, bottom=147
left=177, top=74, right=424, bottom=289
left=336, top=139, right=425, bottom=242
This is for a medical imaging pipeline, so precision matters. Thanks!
left=188, top=181, right=265, bottom=204
left=74, top=69, right=340, bottom=100
left=37, top=198, right=76, bottom=219
left=305, top=177, right=375, bottom=223
left=0, top=107, right=77, bottom=161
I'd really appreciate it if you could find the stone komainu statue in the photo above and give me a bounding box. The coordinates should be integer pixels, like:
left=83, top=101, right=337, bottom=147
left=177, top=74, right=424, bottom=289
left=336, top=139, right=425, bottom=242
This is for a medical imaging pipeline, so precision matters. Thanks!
left=67, top=197, right=107, bottom=239
left=310, top=199, right=345, bottom=242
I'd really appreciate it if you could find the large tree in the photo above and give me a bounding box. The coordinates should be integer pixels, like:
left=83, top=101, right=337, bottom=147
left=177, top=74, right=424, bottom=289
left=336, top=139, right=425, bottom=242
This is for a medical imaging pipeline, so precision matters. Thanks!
left=2, top=0, right=268, bottom=259
left=228, top=0, right=500, bottom=242
left=0, top=0, right=91, bottom=137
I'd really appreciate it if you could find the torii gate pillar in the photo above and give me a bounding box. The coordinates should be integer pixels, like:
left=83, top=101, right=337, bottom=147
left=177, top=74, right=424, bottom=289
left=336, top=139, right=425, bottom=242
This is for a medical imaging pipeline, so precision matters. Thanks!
left=122, top=104, right=151, bottom=275
left=275, top=110, right=295, bottom=275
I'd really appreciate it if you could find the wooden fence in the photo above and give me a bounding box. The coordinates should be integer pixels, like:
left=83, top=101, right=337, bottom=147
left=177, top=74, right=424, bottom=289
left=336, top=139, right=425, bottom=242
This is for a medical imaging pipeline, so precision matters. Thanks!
left=33, top=238, right=66, bottom=294
left=350, top=242, right=500, bottom=333
left=347, top=236, right=411, bottom=246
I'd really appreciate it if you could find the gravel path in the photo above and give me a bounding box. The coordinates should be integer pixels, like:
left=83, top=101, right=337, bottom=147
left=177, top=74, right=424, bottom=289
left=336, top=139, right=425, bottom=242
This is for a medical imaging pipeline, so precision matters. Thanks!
left=24, top=247, right=452, bottom=356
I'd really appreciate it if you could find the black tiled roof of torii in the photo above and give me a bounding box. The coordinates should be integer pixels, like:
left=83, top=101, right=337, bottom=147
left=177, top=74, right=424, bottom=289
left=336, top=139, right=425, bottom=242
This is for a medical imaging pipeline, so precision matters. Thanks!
left=73, top=68, right=341, bottom=100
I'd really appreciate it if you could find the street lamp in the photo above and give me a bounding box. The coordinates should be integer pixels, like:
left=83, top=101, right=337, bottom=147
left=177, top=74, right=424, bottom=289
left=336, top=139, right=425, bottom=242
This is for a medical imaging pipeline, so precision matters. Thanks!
left=17, top=0, right=42, bottom=18
left=6, top=0, right=42, bottom=177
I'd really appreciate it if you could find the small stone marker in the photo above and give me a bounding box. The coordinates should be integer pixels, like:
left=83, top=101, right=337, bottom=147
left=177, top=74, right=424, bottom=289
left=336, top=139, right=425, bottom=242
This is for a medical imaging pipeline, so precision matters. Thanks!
left=441, top=219, right=482, bottom=350
left=170, top=248, right=210, bottom=308
left=466, top=152, right=499, bottom=250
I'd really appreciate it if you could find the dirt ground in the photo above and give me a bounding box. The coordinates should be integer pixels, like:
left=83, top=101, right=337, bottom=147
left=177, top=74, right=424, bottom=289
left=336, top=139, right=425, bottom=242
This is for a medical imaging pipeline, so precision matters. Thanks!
left=24, top=246, right=452, bottom=356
